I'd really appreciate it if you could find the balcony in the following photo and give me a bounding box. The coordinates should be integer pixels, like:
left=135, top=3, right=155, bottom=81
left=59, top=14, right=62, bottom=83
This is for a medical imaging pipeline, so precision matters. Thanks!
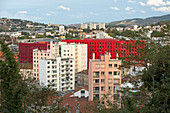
left=93, top=90, right=99, bottom=93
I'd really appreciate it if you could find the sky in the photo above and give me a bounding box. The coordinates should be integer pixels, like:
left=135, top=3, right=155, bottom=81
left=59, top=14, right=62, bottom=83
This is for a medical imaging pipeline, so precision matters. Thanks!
left=0, top=0, right=170, bottom=25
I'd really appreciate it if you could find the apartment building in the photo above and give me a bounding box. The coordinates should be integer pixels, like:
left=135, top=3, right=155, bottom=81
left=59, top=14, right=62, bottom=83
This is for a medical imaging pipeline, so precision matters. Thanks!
left=39, top=57, right=75, bottom=91
left=60, top=43, right=87, bottom=73
left=63, top=39, right=144, bottom=67
left=33, top=42, right=87, bottom=80
left=89, top=52, right=121, bottom=105
left=33, top=49, right=51, bottom=80
left=81, top=23, right=88, bottom=29
left=19, top=42, right=50, bottom=64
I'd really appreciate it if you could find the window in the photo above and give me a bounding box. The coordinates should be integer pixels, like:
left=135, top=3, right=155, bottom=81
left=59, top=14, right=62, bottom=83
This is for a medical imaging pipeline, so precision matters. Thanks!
left=101, top=72, right=105, bottom=76
left=52, top=62, right=54, bottom=64
left=109, top=64, right=112, bottom=68
left=109, top=86, right=112, bottom=90
left=108, top=79, right=112, bottom=84
left=95, top=64, right=100, bottom=68
left=101, top=86, right=105, bottom=91
left=53, top=70, right=57, bottom=73
left=48, top=80, right=50, bottom=82
left=114, top=94, right=120, bottom=100
left=114, top=71, right=117, bottom=76
left=48, top=75, right=50, bottom=78
left=101, top=101, right=104, bottom=105
left=114, top=64, right=118, bottom=67
left=94, top=79, right=99, bottom=83
left=114, top=86, right=120, bottom=92
left=47, top=71, right=50, bottom=73
left=109, top=72, right=112, bottom=75
left=101, top=64, right=105, bottom=68
left=47, top=62, right=50, bottom=64
left=101, top=79, right=105, bottom=83
left=81, top=90, right=85, bottom=94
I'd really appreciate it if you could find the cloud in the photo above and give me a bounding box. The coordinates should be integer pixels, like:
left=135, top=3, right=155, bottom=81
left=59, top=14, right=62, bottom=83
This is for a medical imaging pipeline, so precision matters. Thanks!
left=58, top=5, right=70, bottom=11
left=46, top=13, right=51, bottom=16
left=128, top=0, right=136, bottom=3
left=125, top=7, right=133, bottom=10
left=141, top=10, right=146, bottom=13
left=110, top=6, right=119, bottom=10
left=18, top=11, right=27, bottom=14
left=139, top=0, right=170, bottom=6
left=139, top=2, right=146, bottom=6
left=0, top=11, right=44, bottom=22
left=113, top=0, right=117, bottom=2
left=152, top=6, right=170, bottom=12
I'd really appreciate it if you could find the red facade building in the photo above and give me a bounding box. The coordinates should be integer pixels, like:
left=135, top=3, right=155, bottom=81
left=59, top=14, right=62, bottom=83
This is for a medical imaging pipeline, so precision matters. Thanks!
left=63, top=39, right=143, bottom=66
left=19, top=42, right=50, bottom=64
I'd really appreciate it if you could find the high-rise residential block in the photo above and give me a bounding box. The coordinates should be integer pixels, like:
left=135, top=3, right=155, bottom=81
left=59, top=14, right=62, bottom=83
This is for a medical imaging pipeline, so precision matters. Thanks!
left=60, top=43, right=87, bottom=73
left=89, top=52, right=121, bottom=105
left=39, top=57, right=75, bottom=91
left=81, top=23, right=88, bottom=29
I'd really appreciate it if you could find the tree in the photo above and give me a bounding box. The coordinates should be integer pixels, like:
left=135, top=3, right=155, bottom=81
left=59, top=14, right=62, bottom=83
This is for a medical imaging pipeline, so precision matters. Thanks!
left=0, top=41, right=23, bottom=112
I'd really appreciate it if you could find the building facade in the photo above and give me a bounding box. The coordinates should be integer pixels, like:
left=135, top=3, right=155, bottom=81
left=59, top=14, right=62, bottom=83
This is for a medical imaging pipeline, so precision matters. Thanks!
left=62, top=39, right=143, bottom=67
left=60, top=43, right=87, bottom=73
left=89, top=53, right=121, bottom=105
left=39, top=57, right=75, bottom=91
left=19, top=42, right=50, bottom=64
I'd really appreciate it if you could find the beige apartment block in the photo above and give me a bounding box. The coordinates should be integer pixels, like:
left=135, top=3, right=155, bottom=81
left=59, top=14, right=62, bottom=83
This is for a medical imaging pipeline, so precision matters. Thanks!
left=60, top=43, right=87, bottom=73
left=33, top=49, right=51, bottom=80
left=89, top=52, right=121, bottom=105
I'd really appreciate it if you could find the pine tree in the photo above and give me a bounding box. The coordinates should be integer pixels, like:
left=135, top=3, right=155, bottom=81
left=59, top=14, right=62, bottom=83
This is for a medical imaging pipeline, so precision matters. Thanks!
left=0, top=41, right=23, bottom=112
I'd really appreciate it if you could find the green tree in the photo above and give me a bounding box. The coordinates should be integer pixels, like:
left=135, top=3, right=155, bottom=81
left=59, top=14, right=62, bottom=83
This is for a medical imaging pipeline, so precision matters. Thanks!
left=0, top=41, right=23, bottom=112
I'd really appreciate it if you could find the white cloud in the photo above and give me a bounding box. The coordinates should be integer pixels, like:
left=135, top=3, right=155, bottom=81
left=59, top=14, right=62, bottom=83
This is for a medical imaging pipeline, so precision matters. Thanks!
left=128, top=0, right=136, bottom=3
left=139, top=0, right=170, bottom=6
left=147, top=0, right=170, bottom=6
left=18, top=11, right=27, bottom=14
left=152, top=6, right=170, bottom=12
left=141, top=10, right=145, bottom=13
left=46, top=13, right=51, bottom=16
left=139, top=2, right=146, bottom=6
left=58, top=5, right=70, bottom=11
left=110, top=6, right=119, bottom=10
left=125, top=7, right=133, bottom=10
left=113, top=0, right=117, bottom=2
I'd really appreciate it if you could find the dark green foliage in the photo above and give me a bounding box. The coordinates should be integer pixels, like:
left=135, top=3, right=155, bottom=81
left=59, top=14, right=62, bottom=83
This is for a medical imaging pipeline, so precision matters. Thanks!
left=0, top=41, right=23, bottom=112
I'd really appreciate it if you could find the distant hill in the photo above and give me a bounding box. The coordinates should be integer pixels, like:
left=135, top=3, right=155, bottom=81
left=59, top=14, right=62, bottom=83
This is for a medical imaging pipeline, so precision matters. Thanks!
left=107, top=14, right=170, bottom=26
left=0, top=18, right=47, bottom=31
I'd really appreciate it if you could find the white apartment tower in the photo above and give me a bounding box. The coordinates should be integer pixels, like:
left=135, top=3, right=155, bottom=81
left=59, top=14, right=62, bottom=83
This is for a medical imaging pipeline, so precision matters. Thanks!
left=60, top=43, right=87, bottom=73
left=89, top=23, right=96, bottom=29
left=59, top=25, right=65, bottom=34
left=81, top=23, right=88, bottom=29
left=39, top=58, right=75, bottom=91
left=99, top=23, right=105, bottom=29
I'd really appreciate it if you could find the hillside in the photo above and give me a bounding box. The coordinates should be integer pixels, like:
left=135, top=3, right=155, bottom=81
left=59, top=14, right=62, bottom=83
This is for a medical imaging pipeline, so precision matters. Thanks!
left=0, top=18, right=47, bottom=32
left=107, top=14, right=170, bottom=26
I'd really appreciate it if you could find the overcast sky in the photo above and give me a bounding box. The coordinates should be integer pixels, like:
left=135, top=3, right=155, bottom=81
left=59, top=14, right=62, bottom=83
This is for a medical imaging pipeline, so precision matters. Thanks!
left=0, top=0, right=170, bottom=24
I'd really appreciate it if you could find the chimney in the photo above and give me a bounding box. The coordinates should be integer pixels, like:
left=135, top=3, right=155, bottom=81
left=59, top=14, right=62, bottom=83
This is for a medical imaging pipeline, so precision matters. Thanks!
left=92, top=53, right=95, bottom=60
